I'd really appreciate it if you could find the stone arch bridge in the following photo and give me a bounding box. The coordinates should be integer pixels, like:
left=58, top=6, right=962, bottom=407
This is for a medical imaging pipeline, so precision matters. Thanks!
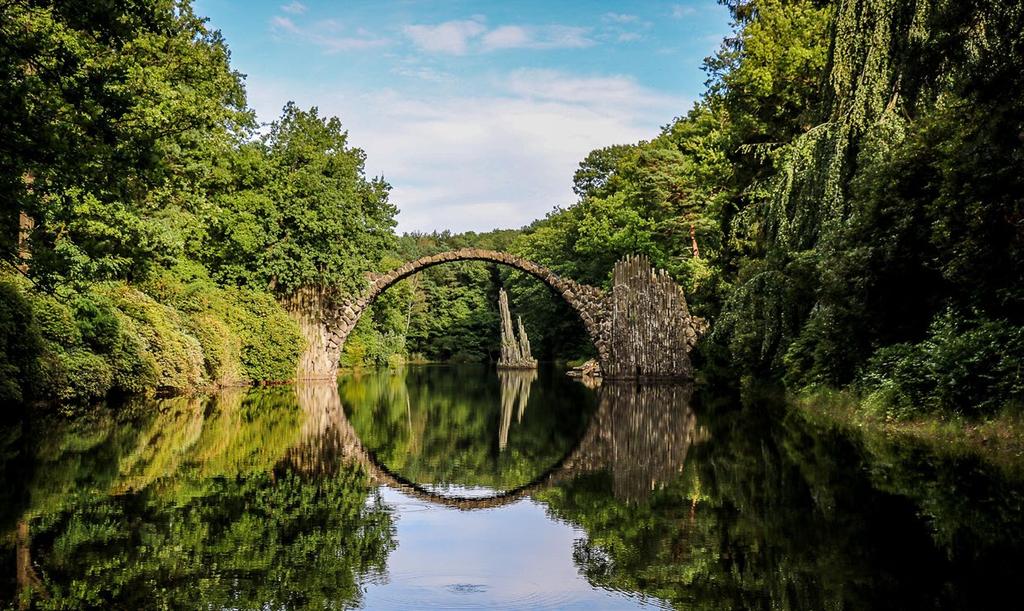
left=290, top=249, right=705, bottom=381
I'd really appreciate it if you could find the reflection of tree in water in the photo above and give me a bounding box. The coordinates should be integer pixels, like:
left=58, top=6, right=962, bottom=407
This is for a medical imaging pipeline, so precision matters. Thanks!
left=0, top=390, right=395, bottom=609
left=540, top=387, right=1024, bottom=610
left=335, top=366, right=596, bottom=494
left=498, top=369, right=537, bottom=450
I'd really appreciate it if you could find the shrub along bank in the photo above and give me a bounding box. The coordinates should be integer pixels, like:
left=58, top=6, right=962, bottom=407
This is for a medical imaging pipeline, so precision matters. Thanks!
left=0, top=268, right=303, bottom=410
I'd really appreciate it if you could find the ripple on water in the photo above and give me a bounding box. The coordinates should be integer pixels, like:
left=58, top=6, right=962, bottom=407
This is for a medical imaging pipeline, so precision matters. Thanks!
left=366, top=571, right=607, bottom=610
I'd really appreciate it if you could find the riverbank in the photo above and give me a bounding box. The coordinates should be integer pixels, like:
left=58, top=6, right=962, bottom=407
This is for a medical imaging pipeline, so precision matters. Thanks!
left=0, top=270, right=304, bottom=410
left=793, top=389, right=1024, bottom=476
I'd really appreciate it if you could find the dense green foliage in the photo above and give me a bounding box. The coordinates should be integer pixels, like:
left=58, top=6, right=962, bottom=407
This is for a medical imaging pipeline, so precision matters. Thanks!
left=1, top=1, right=398, bottom=405
left=197, top=103, right=397, bottom=296
left=0, top=278, right=41, bottom=403
left=0, top=269, right=303, bottom=407
left=1, top=0, right=248, bottom=286
left=730, top=0, right=1024, bottom=419
left=501, top=0, right=1023, bottom=418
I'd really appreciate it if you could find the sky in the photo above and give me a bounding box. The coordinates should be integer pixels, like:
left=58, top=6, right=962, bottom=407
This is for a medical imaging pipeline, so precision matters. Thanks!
left=194, top=0, right=733, bottom=233
left=364, top=487, right=662, bottom=609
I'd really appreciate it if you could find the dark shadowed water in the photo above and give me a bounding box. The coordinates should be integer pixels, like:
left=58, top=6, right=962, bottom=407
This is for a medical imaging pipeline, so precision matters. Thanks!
left=2, top=364, right=1023, bottom=609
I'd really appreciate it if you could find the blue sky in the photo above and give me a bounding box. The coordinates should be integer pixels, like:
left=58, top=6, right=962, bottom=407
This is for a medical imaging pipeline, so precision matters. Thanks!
left=195, top=0, right=732, bottom=233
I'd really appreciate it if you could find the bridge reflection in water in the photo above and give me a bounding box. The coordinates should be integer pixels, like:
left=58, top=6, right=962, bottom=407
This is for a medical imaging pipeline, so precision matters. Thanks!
left=286, top=374, right=704, bottom=509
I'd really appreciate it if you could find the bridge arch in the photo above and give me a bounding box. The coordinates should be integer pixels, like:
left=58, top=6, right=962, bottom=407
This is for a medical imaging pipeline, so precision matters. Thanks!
left=292, top=250, right=702, bottom=381
left=317, top=249, right=610, bottom=378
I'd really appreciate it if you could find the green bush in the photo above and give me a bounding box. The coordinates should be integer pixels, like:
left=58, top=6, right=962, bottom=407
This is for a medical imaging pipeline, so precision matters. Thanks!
left=43, top=349, right=114, bottom=407
left=189, top=312, right=246, bottom=384
left=107, top=326, right=158, bottom=396
left=102, top=284, right=206, bottom=393
left=2, top=265, right=304, bottom=408
left=0, top=277, right=41, bottom=403
left=72, top=296, right=121, bottom=354
left=72, top=291, right=158, bottom=396
left=227, top=289, right=303, bottom=382
left=142, top=267, right=247, bottom=385
left=32, top=293, right=83, bottom=347
left=144, top=266, right=302, bottom=383
left=29, top=292, right=120, bottom=405
left=859, top=311, right=1024, bottom=419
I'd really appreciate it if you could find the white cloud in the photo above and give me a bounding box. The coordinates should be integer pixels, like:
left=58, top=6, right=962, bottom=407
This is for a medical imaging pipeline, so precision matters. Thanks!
left=403, top=19, right=487, bottom=55
left=270, top=15, right=389, bottom=52
left=502, top=69, right=678, bottom=110
left=541, top=25, right=594, bottom=49
left=280, top=1, right=306, bottom=15
left=602, top=12, right=638, bottom=23
left=481, top=25, right=593, bottom=51
left=480, top=25, right=530, bottom=50
left=245, top=71, right=686, bottom=233
left=402, top=19, right=593, bottom=54
left=671, top=5, right=697, bottom=18
left=598, top=12, right=651, bottom=45
left=393, top=65, right=455, bottom=83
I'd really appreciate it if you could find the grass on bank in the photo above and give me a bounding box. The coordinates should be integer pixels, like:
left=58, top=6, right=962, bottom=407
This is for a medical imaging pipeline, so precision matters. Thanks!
left=793, top=387, right=1024, bottom=477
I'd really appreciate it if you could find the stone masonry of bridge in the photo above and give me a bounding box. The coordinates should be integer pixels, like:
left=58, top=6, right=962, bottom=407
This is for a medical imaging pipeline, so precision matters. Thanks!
left=291, top=249, right=705, bottom=381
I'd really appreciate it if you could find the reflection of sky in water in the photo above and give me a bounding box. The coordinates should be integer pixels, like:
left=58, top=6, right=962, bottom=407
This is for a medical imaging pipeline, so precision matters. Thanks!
left=420, top=484, right=509, bottom=499
left=361, top=485, right=666, bottom=610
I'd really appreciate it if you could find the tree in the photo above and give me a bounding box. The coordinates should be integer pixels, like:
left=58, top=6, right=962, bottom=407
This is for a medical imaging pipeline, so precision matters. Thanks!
left=201, top=103, right=397, bottom=297
left=0, top=0, right=249, bottom=287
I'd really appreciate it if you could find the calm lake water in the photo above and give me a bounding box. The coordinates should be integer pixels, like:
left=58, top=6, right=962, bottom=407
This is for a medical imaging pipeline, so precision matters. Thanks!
left=2, top=364, right=1023, bottom=609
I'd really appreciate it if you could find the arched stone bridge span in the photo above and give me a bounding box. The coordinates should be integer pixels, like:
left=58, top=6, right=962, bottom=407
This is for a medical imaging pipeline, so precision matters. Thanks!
left=292, top=249, right=705, bottom=381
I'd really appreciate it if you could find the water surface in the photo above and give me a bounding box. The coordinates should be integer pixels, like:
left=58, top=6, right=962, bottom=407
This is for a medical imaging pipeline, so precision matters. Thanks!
left=2, top=365, right=1022, bottom=609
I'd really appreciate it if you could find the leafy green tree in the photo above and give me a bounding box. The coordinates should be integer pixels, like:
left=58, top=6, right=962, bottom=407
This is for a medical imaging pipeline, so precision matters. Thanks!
left=200, top=103, right=397, bottom=297
left=0, top=0, right=249, bottom=287
left=572, top=144, right=636, bottom=200
left=720, top=0, right=1024, bottom=417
